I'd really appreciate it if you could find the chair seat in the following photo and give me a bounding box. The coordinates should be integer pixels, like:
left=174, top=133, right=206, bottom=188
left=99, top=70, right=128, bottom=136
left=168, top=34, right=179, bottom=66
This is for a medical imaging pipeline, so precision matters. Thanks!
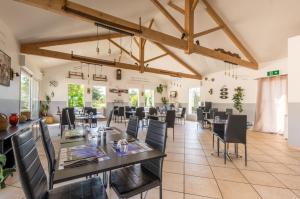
left=48, top=177, right=107, bottom=199
left=110, top=164, right=160, bottom=198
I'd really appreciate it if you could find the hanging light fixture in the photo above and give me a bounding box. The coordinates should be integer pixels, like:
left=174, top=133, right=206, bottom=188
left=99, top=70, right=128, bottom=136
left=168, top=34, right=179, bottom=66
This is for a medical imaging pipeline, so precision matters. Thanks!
left=130, top=36, right=133, bottom=57
left=108, top=30, right=112, bottom=55
left=118, top=37, right=123, bottom=62
left=96, top=26, right=100, bottom=55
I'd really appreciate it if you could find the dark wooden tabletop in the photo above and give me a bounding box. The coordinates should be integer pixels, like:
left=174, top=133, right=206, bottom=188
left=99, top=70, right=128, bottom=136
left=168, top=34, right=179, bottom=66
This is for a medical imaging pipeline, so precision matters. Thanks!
left=53, top=127, right=166, bottom=184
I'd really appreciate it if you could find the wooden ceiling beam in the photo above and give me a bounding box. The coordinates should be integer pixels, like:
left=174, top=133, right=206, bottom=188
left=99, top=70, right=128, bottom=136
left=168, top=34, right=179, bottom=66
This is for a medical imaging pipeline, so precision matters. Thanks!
left=108, top=39, right=140, bottom=63
left=150, top=0, right=186, bottom=34
left=20, top=46, right=200, bottom=79
left=139, top=37, right=145, bottom=73
left=144, top=53, right=168, bottom=63
left=201, top=0, right=258, bottom=65
left=192, top=0, right=199, bottom=11
left=142, top=19, right=155, bottom=47
left=185, top=0, right=194, bottom=54
left=167, top=1, right=184, bottom=15
left=154, top=42, right=202, bottom=78
left=15, top=0, right=258, bottom=69
left=194, top=26, right=222, bottom=38
left=22, top=33, right=125, bottom=48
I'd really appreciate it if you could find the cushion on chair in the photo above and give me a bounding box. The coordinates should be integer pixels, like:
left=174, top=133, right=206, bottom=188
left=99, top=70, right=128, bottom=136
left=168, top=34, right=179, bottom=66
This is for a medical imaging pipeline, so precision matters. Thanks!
left=110, top=165, right=160, bottom=198
left=48, top=177, right=107, bottom=199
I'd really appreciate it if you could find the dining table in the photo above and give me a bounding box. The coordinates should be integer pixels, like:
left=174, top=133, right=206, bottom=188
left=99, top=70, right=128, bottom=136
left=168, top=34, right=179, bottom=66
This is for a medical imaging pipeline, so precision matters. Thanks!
left=75, top=114, right=106, bottom=128
left=53, top=127, right=166, bottom=184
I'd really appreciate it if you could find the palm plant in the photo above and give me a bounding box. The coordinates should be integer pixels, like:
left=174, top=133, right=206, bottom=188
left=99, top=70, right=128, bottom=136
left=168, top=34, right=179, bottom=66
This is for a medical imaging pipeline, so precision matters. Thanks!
left=232, top=87, right=244, bottom=113
left=0, top=154, right=16, bottom=189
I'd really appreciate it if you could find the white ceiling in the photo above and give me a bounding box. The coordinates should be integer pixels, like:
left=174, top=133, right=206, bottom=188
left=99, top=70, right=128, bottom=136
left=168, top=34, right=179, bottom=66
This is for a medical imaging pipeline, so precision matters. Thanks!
left=0, top=0, right=300, bottom=76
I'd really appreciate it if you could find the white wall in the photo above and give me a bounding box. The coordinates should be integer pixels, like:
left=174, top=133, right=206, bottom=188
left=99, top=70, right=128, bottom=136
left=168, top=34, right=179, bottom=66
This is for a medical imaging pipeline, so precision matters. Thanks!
left=0, top=19, right=20, bottom=115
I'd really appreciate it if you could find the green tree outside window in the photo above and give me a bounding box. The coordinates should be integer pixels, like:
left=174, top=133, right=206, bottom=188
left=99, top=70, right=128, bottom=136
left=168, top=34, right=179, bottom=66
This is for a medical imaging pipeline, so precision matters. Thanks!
left=129, top=89, right=139, bottom=107
left=68, top=84, right=84, bottom=107
left=92, top=86, right=106, bottom=108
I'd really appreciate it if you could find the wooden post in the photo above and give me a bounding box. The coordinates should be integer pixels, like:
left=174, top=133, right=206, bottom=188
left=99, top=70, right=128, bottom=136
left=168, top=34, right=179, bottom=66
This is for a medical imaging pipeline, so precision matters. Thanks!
left=185, top=0, right=194, bottom=54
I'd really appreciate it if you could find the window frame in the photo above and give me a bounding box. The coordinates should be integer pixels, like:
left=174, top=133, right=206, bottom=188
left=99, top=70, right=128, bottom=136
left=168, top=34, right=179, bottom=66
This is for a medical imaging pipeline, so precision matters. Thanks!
left=144, top=89, right=155, bottom=108
left=188, top=87, right=201, bottom=114
left=128, top=88, right=139, bottom=107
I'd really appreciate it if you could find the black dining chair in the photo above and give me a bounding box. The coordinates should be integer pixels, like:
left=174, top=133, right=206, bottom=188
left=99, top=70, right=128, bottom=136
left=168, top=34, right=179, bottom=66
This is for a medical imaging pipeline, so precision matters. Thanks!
left=216, top=115, right=247, bottom=165
left=113, top=106, right=119, bottom=122
left=165, top=110, right=176, bottom=141
left=196, top=108, right=205, bottom=129
left=214, top=111, right=227, bottom=120
left=225, top=108, right=233, bottom=116
left=85, top=108, right=97, bottom=127
left=126, top=116, right=139, bottom=139
left=11, top=127, right=108, bottom=199
left=149, top=107, right=157, bottom=116
left=39, top=119, right=56, bottom=190
left=176, top=107, right=186, bottom=124
left=136, top=107, right=146, bottom=128
left=116, top=107, right=125, bottom=123
left=110, top=120, right=167, bottom=199
left=125, top=106, right=132, bottom=119
left=61, top=108, right=75, bottom=137
left=106, top=110, right=114, bottom=128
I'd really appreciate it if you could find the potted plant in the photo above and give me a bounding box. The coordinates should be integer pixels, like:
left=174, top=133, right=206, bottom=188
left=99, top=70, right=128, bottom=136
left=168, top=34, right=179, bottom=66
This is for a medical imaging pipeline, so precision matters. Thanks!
left=232, top=87, right=245, bottom=113
left=156, top=84, right=164, bottom=94
left=40, top=95, right=54, bottom=124
left=0, top=154, right=15, bottom=189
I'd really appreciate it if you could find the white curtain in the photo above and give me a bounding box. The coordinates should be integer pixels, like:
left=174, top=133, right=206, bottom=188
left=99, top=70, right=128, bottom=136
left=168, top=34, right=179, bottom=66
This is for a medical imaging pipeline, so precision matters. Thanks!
left=253, top=75, right=288, bottom=133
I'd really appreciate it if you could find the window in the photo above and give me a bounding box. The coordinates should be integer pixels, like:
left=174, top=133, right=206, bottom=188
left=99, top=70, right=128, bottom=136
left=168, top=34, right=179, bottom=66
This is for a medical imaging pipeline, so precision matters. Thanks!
left=144, top=89, right=154, bottom=107
left=189, top=88, right=201, bottom=114
left=92, top=86, right=106, bottom=108
left=68, top=84, right=84, bottom=107
left=20, top=72, right=31, bottom=112
left=129, top=88, right=139, bottom=107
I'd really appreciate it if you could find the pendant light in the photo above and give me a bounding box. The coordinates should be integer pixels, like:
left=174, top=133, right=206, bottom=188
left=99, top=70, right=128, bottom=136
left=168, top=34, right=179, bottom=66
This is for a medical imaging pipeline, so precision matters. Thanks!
left=96, top=26, right=100, bottom=55
left=108, top=30, right=112, bottom=55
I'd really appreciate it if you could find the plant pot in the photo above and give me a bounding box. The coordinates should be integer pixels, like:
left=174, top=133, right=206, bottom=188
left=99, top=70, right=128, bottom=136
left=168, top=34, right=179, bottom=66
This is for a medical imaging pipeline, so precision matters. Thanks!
left=0, top=113, right=8, bottom=131
left=45, top=116, right=54, bottom=124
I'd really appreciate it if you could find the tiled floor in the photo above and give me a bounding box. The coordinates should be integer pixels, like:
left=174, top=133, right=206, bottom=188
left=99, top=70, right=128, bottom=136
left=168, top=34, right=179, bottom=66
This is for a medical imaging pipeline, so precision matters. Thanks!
left=2, top=121, right=300, bottom=199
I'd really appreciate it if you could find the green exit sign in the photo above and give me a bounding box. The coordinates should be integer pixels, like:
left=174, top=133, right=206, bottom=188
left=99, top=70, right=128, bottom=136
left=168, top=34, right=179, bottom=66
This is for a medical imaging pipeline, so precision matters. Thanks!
left=267, top=70, right=280, bottom=77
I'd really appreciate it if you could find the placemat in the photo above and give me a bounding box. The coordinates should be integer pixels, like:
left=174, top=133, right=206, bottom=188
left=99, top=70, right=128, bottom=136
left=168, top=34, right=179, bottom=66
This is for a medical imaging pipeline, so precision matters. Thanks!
left=112, top=141, right=153, bottom=156
left=58, top=145, right=110, bottom=170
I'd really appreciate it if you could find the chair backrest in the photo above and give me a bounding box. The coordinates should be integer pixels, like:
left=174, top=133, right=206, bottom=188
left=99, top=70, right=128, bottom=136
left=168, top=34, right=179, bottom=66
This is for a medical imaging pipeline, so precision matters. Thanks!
left=181, top=107, right=186, bottom=117
left=196, top=108, right=204, bottom=121
left=204, top=101, right=212, bottom=112
left=125, top=106, right=130, bottom=112
left=84, top=107, right=93, bottom=114
left=113, top=106, right=119, bottom=115
left=61, top=107, right=75, bottom=126
left=214, top=111, right=227, bottom=120
left=118, top=107, right=125, bottom=116
left=142, top=120, right=167, bottom=180
left=225, top=108, right=233, bottom=115
left=135, top=107, right=145, bottom=120
left=165, top=110, right=176, bottom=128
left=106, top=110, right=113, bottom=127
left=39, top=119, right=56, bottom=177
left=149, top=107, right=157, bottom=116
left=225, top=115, right=247, bottom=143
left=209, top=108, right=218, bottom=119
left=12, top=128, right=48, bottom=199
left=126, top=116, right=139, bottom=138
left=131, top=106, right=136, bottom=111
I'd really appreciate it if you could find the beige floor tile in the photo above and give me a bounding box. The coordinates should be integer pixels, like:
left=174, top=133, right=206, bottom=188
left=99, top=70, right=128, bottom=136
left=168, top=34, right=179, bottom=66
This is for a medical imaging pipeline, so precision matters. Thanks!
left=185, top=154, right=208, bottom=165
left=206, top=156, right=236, bottom=168
left=217, top=180, right=261, bottom=199
left=249, top=154, right=278, bottom=163
left=258, top=162, right=296, bottom=175
left=184, top=194, right=213, bottom=199
left=165, top=153, right=184, bottom=162
left=292, top=189, right=300, bottom=197
left=162, top=172, right=184, bottom=192
left=185, top=148, right=205, bottom=156
left=166, top=147, right=184, bottom=154
left=185, top=176, right=222, bottom=198
left=286, top=164, right=300, bottom=175
left=0, top=186, right=25, bottom=199
left=211, top=166, right=247, bottom=183
left=185, top=163, right=214, bottom=178
left=253, top=185, right=298, bottom=199
left=145, top=189, right=184, bottom=199
left=241, top=170, right=285, bottom=187
left=272, top=173, right=300, bottom=190
left=233, top=160, right=265, bottom=171
left=163, top=161, right=184, bottom=174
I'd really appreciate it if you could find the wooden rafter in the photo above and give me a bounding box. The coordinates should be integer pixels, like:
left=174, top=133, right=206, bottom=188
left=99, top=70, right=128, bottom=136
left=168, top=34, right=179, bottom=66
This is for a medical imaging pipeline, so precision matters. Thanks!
left=20, top=45, right=201, bottom=79
left=185, top=0, right=194, bottom=53
left=144, top=53, right=168, bottom=63
left=194, top=26, right=222, bottom=38
left=142, top=19, right=155, bottom=47
left=139, top=37, right=145, bottom=73
left=23, top=33, right=125, bottom=48
left=201, top=0, right=258, bottom=65
left=167, top=1, right=184, bottom=15
left=150, top=0, right=186, bottom=34
left=154, top=42, right=202, bottom=78
left=108, top=39, right=140, bottom=63
left=192, top=0, right=199, bottom=11
left=15, top=0, right=258, bottom=69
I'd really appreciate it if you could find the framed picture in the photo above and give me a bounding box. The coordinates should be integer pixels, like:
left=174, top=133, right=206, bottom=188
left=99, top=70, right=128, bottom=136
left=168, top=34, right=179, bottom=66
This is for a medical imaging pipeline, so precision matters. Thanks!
left=0, top=50, right=11, bottom=86
left=170, top=91, right=177, bottom=98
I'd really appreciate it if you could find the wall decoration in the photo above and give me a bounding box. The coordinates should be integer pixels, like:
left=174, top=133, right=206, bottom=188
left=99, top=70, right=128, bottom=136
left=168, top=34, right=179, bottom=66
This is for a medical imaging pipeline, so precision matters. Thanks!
left=10, top=68, right=19, bottom=81
left=0, top=50, right=11, bottom=86
left=208, top=88, right=213, bottom=95
left=170, top=91, right=177, bottom=98
left=232, top=87, right=245, bottom=113
left=93, top=65, right=107, bottom=81
left=116, top=69, right=122, bottom=80
left=109, top=88, right=128, bottom=94
left=87, top=88, right=91, bottom=94
left=156, top=84, right=164, bottom=94
left=49, top=80, right=58, bottom=87
left=68, top=71, right=84, bottom=79
left=220, top=86, right=228, bottom=99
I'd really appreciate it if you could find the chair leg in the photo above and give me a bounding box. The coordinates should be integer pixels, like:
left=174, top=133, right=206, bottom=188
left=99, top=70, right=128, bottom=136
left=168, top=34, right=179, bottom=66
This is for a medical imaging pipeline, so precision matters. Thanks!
left=212, top=134, right=215, bottom=149
left=224, top=142, right=227, bottom=164
left=159, top=184, right=163, bottom=199
left=173, top=128, right=175, bottom=141
left=245, top=144, right=247, bottom=166
left=217, top=138, right=220, bottom=157
left=140, top=193, right=143, bottom=199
